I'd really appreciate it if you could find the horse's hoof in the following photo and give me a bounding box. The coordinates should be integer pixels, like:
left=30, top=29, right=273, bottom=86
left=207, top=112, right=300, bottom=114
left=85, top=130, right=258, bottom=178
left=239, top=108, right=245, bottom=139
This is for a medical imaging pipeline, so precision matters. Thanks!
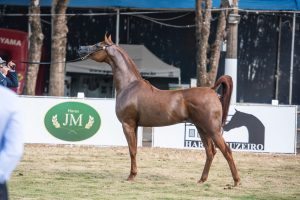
left=197, top=179, right=206, bottom=184
left=233, top=180, right=241, bottom=187
left=127, top=174, right=137, bottom=181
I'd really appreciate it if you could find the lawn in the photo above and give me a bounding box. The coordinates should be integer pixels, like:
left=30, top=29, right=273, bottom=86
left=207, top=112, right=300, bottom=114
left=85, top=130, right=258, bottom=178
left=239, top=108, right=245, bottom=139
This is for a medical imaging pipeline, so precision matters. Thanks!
left=9, top=144, right=300, bottom=200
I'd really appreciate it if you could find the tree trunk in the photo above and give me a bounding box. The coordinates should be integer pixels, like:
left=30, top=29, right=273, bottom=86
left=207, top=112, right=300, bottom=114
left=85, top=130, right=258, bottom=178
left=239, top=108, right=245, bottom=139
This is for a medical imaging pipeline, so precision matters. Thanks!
left=49, top=0, right=69, bottom=96
left=24, top=0, right=44, bottom=95
left=226, top=0, right=238, bottom=59
left=195, top=0, right=229, bottom=87
left=196, top=0, right=212, bottom=87
left=208, top=1, right=228, bottom=84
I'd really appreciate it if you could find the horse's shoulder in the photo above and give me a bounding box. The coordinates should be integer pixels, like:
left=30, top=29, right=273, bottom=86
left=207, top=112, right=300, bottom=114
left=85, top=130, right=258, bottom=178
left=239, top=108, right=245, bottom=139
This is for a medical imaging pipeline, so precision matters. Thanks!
left=117, top=80, right=145, bottom=98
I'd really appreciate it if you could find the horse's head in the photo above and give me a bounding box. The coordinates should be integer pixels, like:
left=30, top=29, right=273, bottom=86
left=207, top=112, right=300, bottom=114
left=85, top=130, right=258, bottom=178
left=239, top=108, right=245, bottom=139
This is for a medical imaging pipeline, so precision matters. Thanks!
left=223, top=109, right=241, bottom=131
left=78, top=34, right=114, bottom=62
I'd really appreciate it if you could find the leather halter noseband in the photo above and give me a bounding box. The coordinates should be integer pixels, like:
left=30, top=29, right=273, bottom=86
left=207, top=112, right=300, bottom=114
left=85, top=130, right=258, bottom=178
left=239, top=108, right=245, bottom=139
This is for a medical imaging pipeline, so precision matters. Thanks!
left=80, top=43, right=113, bottom=61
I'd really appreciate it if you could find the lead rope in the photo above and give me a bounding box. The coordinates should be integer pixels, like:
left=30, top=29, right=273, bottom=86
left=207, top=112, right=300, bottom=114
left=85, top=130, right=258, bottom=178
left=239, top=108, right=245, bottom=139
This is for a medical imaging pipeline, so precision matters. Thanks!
left=20, top=44, right=112, bottom=65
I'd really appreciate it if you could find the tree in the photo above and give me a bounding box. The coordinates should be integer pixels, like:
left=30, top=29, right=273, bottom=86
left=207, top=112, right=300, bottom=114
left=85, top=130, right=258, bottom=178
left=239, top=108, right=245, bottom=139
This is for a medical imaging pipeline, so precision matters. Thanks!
left=48, top=0, right=69, bottom=96
left=195, top=0, right=229, bottom=87
left=24, top=0, right=44, bottom=95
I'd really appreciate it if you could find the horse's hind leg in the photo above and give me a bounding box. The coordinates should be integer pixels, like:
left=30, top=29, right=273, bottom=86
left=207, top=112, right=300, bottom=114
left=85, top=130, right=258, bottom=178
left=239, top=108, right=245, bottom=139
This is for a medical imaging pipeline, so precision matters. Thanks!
left=196, top=128, right=216, bottom=184
left=211, top=133, right=240, bottom=186
left=122, top=121, right=138, bottom=181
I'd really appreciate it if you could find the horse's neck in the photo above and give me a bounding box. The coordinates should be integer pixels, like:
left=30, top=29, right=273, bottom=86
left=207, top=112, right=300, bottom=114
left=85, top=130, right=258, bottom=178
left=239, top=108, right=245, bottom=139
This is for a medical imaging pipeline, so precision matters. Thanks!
left=231, top=114, right=248, bottom=127
left=108, top=47, right=142, bottom=93
left=235, top=113, right=265, bottom=144
left=234, top=113, right=259, bottom=129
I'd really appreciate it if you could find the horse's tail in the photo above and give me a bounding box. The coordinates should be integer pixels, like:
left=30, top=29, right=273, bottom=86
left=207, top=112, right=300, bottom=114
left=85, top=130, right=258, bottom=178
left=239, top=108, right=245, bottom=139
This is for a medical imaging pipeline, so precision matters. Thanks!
left=211, top=75, right=233, bottom=126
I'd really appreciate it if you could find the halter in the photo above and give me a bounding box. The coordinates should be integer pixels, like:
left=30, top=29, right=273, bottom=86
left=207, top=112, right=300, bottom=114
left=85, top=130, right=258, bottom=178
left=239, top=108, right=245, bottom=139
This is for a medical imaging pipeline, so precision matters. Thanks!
left=80, top=43, right=113, bottom=61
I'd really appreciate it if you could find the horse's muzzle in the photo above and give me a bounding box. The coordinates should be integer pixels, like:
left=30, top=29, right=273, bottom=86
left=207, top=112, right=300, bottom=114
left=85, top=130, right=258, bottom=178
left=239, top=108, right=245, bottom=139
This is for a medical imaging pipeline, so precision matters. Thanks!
left=78, top=45, right=95, bottom=57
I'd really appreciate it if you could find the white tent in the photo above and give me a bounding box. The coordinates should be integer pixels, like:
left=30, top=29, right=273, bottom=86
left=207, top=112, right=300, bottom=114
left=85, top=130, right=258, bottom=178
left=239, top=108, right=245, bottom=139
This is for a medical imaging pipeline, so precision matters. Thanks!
left=66, top=44, right=181, bottom=80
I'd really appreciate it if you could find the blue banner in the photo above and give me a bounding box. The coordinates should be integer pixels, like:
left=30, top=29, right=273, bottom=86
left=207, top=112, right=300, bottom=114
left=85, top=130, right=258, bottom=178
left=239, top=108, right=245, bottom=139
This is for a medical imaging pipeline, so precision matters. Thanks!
left=1, top=0, right=300, bottom=10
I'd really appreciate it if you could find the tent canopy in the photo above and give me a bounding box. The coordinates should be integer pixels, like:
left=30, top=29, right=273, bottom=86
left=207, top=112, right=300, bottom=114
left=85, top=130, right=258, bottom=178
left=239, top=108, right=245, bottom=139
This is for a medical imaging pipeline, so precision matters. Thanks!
left=1, top=0, right=300, bottom=10
left=66, top=44, right=181, bottom=79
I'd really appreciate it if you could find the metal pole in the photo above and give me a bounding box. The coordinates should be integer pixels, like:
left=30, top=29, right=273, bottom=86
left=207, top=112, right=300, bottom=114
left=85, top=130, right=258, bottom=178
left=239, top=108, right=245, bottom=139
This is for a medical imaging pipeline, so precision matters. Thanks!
left=116, top=9, right=120, bottom=45
left=275, top=16, right=282, bottom=100
left=28, top=14, right=31, bottom=50
left=289, top=12, right=296, bottom=105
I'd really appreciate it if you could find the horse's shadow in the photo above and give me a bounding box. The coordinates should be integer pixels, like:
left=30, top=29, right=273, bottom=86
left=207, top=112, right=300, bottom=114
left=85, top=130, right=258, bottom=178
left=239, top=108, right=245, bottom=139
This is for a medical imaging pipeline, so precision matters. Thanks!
left=223, top=109, right=265, bottom=146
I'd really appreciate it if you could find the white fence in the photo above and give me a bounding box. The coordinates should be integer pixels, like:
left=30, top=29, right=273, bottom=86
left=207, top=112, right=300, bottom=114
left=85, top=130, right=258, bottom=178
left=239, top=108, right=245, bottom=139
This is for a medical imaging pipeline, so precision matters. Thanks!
left=19, top=96, right=297, bottom=154
left=153, top=105, right=297, bottom=154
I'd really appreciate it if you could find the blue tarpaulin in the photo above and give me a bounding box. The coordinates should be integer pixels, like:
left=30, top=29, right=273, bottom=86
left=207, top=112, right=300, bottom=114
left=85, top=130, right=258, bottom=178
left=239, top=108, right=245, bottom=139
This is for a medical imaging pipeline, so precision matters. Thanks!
left=1, top=0, right=300, bottom=11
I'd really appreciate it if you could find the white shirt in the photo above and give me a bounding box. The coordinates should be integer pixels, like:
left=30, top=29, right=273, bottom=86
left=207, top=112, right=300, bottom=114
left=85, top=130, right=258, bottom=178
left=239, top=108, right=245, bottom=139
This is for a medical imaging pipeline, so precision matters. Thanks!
left=0, top=86, right=24, bottom=183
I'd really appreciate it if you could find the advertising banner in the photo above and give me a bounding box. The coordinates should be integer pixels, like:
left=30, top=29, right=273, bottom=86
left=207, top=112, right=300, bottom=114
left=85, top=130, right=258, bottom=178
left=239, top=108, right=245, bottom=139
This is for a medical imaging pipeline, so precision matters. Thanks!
left=0, top=28, right=28, bottom=94
left=19, top=96, right=297, bottom=153
left=19, top=96, right=142, bottom=147
left=153, top=104, right=297, bottom=154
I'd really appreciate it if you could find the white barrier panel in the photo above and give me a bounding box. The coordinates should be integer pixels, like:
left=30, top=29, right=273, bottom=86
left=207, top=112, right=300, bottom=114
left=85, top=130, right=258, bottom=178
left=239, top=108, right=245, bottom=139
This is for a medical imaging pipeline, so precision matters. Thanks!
left=153, top=124, right=185, bottom=148
left=19, top=96, right=297, bottom=153
left=153, top=104, right=297, bottom=154
left=19, top=96, right=142, bottom=147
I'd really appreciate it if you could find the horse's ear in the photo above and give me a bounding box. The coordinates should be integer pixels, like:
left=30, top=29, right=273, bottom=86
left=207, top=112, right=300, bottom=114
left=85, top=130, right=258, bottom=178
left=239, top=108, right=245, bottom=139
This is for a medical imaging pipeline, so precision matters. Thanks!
left=104, top=33, right=110, bottom=44
left=108, top=35, right=113, bottom=44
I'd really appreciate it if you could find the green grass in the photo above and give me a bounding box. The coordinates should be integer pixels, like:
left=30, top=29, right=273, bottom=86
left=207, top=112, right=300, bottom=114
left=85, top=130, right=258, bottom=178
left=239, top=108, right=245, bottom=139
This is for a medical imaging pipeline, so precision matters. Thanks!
left=8, top=145, right=300, bottom=200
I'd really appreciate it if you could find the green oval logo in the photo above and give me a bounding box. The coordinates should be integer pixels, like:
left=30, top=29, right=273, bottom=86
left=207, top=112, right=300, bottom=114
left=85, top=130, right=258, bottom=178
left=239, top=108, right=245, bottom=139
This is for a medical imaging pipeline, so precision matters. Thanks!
left=44, top=102, right=101, bottom=141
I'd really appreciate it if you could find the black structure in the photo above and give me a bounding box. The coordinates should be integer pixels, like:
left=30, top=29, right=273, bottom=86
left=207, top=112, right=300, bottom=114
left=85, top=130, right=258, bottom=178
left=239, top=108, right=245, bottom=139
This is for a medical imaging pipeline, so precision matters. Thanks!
left=0, top=5, right=299, bottom=104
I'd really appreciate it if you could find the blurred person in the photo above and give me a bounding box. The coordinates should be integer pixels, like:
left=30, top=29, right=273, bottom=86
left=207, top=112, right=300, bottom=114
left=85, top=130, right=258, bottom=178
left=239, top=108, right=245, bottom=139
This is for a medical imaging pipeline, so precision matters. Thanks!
left=0, top=86, right=24, bottom=200
left=0, top=57, right=18, bottom=88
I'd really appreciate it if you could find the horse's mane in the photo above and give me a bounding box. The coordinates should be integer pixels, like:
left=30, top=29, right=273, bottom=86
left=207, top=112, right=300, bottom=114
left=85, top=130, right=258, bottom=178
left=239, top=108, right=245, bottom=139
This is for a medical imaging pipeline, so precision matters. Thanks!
left=115, top=46, right=143, bottom=80
left=115, top=45, right=154, bottom=90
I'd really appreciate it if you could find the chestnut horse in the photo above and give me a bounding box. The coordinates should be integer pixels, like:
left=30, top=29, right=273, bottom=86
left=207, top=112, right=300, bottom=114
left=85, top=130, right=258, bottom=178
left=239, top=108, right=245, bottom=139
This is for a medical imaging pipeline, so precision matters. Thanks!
left=78, top=35, right=240, bottom=186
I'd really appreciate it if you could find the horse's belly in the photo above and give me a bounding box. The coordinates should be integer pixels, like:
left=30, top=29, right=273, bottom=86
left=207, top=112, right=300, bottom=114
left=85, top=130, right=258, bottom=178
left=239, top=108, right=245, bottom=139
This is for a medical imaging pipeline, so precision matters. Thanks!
left=137, top=107, right=187, bottom=127
left=138, top=118, right=184, bottom=127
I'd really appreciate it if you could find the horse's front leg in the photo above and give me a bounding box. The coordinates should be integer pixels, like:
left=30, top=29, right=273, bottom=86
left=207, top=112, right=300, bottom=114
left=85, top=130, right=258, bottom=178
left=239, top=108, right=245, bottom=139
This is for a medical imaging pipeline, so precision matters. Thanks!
left=122, top=121, right=138, bottom=181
